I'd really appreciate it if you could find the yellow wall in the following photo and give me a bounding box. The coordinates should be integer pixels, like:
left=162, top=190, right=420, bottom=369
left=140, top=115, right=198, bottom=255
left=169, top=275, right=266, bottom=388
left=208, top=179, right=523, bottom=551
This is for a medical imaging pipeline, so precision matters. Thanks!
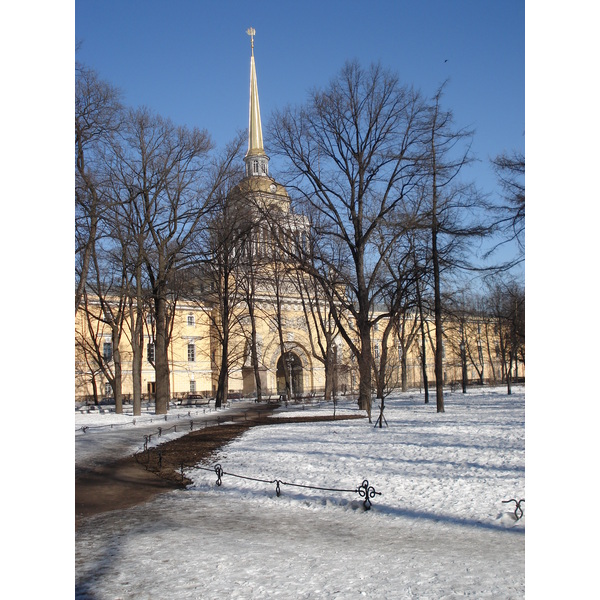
left=76, top=295, right=522, bottom=403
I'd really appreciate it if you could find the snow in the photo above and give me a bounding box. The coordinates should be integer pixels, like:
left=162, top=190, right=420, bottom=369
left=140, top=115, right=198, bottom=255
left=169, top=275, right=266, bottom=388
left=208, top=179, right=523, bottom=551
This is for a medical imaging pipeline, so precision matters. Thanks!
left=74, top=387, right=526, bottom=598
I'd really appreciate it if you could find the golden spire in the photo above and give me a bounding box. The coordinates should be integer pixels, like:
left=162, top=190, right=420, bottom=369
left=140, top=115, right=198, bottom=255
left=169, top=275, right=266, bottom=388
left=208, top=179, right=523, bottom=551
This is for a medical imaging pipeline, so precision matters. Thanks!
left=245, top=27, right=266, bottom=164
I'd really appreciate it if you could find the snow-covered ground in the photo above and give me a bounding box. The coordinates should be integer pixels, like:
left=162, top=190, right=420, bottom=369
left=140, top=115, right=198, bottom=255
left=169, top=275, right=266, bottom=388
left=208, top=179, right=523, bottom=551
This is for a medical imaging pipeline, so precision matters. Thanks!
left=74, top=387, right=525, bottom=599
left=74, top=399, right=261, bottom=471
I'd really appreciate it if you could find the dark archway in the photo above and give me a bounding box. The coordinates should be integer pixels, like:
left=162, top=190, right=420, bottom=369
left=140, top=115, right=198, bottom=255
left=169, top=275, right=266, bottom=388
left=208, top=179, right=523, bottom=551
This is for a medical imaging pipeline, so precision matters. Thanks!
left=276, top=352, right=303, bottom=397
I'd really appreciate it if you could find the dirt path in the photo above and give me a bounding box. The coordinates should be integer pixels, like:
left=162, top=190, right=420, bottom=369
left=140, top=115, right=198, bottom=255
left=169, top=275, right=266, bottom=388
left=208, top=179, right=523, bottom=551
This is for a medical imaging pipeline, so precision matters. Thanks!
left=75, top=410, right=364, bottom=530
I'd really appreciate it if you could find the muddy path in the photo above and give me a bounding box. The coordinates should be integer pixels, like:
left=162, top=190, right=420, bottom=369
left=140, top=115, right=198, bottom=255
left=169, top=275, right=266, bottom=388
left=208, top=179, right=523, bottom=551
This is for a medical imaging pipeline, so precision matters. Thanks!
left=75, top=408, right=364, bottom=529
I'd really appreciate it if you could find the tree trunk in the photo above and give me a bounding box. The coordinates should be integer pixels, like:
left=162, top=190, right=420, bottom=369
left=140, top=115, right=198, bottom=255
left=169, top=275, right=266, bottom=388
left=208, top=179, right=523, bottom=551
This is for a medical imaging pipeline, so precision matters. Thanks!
left=216, top=360, right=228, bottom=408
left=131, top=336, right=143, bottom=416
left=113, top=345, right=123, bottom=413
left=358, top=325, right=372, bottom=422
left=401, top=350, right=408, bottom=392
left=91, top=375, right=99, bottom=405
left=250, top=338, right=262, bottom=402
left=416, top=280, right=429, bottom=404
left=432, top=210, right=445, bottom=412
left=324, top=338, right=334, bottom=401
left=507, top=350, right=513, bottom=395
left=129, top=291, right=144, bottom=417
left=215, top=320, right=229, bottom=408
left=153, top=290, right=170, bottom=415
left=461, top=343, right=468, bottom=394
left=248, top=297, right=263, bottom=403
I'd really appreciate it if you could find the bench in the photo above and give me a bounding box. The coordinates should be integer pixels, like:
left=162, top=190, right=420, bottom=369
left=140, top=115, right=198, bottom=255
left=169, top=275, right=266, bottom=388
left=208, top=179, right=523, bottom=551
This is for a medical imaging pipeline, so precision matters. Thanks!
left=179, top=396, right=211, bottom=407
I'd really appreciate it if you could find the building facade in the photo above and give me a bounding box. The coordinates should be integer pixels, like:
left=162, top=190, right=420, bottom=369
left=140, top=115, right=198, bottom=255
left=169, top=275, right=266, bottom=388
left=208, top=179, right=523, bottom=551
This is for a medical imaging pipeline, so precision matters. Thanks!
left=75, top=31, right=523, bottom=404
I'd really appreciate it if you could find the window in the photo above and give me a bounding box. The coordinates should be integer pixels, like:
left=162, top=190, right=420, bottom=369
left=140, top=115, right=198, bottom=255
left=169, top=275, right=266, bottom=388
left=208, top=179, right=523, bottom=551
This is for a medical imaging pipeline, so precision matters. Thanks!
left=103, top=341, right=113, bottom=362
left=187, top=314, right=195, bottom=327
left=105, top=383, right=112, bottom=397
left=374, top=344, right=380, bottom=359
left=188, top=343, right=196, bottom=362
left=190, top=380, right=196, bottom=393
left=147, top=342, right=155, bottom=363
left=253, top=160, right=258, bottom=174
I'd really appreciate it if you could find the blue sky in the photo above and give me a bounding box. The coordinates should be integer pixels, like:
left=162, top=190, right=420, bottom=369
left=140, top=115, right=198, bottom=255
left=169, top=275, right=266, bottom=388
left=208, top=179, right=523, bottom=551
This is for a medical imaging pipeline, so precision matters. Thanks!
left=75, top=0, right=525, bottom=238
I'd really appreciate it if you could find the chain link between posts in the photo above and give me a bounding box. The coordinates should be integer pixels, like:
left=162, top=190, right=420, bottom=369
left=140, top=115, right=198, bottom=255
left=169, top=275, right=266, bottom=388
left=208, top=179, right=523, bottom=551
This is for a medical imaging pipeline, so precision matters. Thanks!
left=190, top=462, right=382, bottom=511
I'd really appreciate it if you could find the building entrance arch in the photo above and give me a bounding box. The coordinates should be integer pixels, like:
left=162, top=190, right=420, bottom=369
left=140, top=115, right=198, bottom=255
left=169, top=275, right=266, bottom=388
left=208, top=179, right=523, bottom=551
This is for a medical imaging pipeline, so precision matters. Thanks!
left=276, top=351, right=304, bottom=397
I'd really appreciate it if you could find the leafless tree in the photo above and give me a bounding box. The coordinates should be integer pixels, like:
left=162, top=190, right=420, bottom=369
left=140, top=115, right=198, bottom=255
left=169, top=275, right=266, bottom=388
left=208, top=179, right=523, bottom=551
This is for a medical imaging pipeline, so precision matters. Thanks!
left=373, top=236, right=421, bottom=423
left=75, top=294, right=105, bottom=405
left=77, top=289, right=122, bottom=407
left=75, top=63, right=122, bottom=314
left=190, top=184, right=251, bottom=408
left=396, top=308, right=421, bottom=392
left=293, top=253, right=340, bottom=402
left=270, top=61, right=430, bottom=421
left=108, top=108, right=241, bottom=414
left=420, top=83, right=491, bottom=412
left=487, top=150, right=525, bottom=265
left=85, top=233, right=130, bottom=413
left=237, top=227, right=268, bottom=403
left=485, top=278, right=525, bottom=394
left=264, top=245, right=295, bottom=402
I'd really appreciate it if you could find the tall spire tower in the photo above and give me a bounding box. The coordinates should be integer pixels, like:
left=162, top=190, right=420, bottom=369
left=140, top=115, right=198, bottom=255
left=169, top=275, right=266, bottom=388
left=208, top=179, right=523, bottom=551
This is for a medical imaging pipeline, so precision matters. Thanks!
left=244, top=27, right=269, bottom=178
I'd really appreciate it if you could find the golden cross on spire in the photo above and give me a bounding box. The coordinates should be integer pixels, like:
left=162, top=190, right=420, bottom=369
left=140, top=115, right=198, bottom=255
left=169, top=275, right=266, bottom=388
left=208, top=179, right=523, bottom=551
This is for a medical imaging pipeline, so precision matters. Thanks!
left=246, top=27, right=255, bottom=53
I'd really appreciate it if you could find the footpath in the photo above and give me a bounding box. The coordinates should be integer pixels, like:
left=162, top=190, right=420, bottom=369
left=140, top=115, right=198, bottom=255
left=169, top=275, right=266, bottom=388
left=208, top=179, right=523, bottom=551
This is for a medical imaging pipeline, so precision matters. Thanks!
left=75, top=402, right=277, bottom=528
left=75, top=401, right=362, bottom=529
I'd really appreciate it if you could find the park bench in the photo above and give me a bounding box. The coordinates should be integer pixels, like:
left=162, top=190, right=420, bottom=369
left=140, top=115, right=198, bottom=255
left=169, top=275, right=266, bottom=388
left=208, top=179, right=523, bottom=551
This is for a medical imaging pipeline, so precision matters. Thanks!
left=179, top=394, right=211, bottom=407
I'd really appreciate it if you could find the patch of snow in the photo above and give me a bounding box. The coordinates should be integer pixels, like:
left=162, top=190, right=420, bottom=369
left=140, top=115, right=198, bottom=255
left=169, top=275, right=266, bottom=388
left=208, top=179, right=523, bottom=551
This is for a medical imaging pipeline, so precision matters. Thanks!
left=75, top=387, right=525, bottom=598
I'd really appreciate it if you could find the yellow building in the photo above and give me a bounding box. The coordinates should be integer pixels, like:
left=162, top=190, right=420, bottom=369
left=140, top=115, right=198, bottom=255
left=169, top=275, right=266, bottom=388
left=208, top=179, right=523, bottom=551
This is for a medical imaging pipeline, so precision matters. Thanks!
left=75, top=31, right=523, bottom=405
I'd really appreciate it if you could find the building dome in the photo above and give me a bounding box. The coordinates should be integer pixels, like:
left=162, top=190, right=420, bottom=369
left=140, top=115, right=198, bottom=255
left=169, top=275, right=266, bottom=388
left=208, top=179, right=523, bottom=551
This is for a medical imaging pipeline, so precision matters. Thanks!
left=231, top=175, right=289, bottom=198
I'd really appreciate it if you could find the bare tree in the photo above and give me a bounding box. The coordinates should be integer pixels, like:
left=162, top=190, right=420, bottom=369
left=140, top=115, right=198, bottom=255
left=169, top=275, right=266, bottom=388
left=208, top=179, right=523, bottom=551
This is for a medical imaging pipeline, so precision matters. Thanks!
left=75, top=63, right=122, bottom=314
left=373, top=236, right=421, bottom=423
left=266, top=248, right=295, bottom=402
left=488, top=150, right=525, bottom=265
left=270, top=61, right=430, bottom=421
left=485, top=279, right=525, bottom=394
left=85, top=233, right=130, bottom=413
left=78, top=289, right=122, bottom=407
left=75, top=293, right=105, bottom=405
left=420, top=83, right=491, bottom=412
left=191, top=186, right=251, bottom=408
left=237, top=227, right=268, bottom=403
left=293, top=255, right=340, bottom=402
left=109, top=108, right=241, bottom=414
left=396, top=308, right=421, bottom=392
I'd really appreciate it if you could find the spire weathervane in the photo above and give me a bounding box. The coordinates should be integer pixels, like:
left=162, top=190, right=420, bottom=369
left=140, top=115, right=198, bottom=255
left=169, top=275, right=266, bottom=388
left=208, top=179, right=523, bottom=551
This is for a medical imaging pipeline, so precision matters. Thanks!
left=246, top=27, right=255, bottom=54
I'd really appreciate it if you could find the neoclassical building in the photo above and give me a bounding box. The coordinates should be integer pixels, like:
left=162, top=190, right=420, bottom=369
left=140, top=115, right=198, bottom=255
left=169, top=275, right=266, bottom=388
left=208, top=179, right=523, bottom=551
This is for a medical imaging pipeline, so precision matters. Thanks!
left=75, top=31, right=522, bottom=404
